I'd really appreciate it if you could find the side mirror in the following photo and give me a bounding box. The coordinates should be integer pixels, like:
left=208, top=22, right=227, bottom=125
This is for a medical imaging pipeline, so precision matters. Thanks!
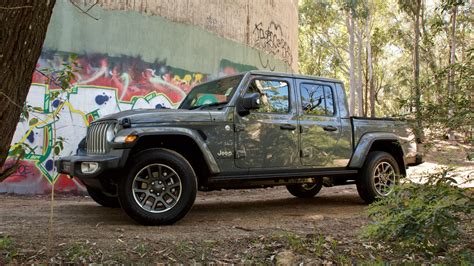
left=241, top=93, right=261, bottom=110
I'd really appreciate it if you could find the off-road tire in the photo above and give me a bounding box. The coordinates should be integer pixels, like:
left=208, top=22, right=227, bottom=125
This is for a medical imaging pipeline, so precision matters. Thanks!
left=356, top=151, right=400, bottom=203
left=118, top=148, right=197, bottom=225
left=286, top=178, right=323, bottom=198
left=86, top=185, right=120, bottom=208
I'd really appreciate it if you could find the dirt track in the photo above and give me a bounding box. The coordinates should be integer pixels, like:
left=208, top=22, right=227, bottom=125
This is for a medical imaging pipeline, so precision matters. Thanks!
left=1, top=185, right=370, bottom=263
left=1, top=185, right=365, bottom=239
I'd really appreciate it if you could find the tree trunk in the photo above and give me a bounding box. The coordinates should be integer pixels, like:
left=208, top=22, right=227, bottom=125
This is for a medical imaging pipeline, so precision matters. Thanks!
left=460, top=22, right=465, bottom=62
left=364, top=50, right=368, bottom=117
left=356, top=24, right=364, bottom=117
left=447, top=4, right=457, bottom=140
left=346, top=10, right=356, bottom=116
left=366, top=14, right=375, bottom=118
left=0, top=0, right=56, bottom=171
left=413, top=0, right=423, bottom=143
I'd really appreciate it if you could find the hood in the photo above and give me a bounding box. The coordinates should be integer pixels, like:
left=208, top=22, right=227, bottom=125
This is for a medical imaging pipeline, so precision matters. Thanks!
left=96, top=108, right=212, bottom=124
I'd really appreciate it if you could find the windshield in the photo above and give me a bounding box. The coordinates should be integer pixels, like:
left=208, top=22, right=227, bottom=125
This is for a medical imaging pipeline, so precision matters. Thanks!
left=179, top=74, right=243, bottom=110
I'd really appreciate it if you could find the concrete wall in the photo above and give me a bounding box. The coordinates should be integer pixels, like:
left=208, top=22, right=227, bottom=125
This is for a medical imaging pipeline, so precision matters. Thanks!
left=84, top=0, right=298, bottom=70
left=1, top=0, right=298, bottom=194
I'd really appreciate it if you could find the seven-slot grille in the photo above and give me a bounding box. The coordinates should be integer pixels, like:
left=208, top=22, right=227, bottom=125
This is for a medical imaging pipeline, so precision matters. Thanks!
left=86, top=122, right=113, bottom=154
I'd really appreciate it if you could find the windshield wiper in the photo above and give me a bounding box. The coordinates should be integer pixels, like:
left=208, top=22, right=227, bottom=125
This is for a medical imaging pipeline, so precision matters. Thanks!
left=189, top=102, right=229, bottom=110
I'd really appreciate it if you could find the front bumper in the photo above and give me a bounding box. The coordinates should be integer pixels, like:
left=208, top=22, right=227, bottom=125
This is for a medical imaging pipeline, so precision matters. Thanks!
left=55, top=149, right=129, bottom=179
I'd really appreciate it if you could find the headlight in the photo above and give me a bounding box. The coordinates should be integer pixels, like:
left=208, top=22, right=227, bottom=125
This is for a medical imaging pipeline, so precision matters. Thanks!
left=106, top=124, right=116, bottom=142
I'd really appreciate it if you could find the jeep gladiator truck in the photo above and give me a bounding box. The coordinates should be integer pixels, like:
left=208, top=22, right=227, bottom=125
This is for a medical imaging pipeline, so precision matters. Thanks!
left=57, top=71, right=422, bottom=225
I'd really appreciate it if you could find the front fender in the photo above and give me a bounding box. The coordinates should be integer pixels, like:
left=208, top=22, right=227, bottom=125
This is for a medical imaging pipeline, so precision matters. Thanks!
left=114, top=127, right=220, bottom=174
left=348, top=132, right=404, bottom=168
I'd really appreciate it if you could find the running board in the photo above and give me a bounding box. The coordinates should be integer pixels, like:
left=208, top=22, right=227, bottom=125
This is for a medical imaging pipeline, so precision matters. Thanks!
left=210, top=169, right=358, bottom=182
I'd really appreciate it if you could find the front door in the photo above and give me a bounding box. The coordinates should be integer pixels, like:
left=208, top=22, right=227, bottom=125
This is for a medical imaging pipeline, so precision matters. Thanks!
left=234, top=77, right=299, bottom=169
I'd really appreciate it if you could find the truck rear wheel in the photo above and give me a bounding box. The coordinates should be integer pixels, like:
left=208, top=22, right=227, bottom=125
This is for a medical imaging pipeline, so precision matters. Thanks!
left=286, top=178, right=323, bottom=198
left=86, top=185, right=120, bottom=208
left=118, top=148, right=197, bottom=225
left=356, top=151, right=400, bottom=203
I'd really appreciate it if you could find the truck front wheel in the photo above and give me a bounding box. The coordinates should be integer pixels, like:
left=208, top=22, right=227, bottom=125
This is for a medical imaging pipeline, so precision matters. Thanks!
left=286, top=178, right=323, bottom=198
left=356, top=151, right=400, bottom=203
left=118, top=148, right=197, bottom=225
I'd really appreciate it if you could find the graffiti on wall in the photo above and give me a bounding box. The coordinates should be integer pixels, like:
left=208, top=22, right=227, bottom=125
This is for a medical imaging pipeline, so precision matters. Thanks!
left=0, top=52, right=257, bottom=194
left=252, top=21, right=293, bottom=67
left=205, top=15, right=219, bottom=32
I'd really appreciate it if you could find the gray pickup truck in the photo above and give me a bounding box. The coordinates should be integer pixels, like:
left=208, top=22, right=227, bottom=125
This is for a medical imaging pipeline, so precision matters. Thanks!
left=57, top=71, right=422, bottom=225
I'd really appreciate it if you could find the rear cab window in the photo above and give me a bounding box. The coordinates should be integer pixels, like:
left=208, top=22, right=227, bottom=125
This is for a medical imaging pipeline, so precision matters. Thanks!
left=300, top=83, right=335, bottom=116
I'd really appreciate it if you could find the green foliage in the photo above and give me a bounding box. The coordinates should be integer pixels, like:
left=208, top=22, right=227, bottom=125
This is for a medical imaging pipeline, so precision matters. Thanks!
left=19, top=105, right=44, bottom=123
left=420, top=49, right=474, bottom=137
left=0, top=236, right=12, bottom=250
left=0, top=236, right=18, bottom=263
left=299, top=0, right=472, bottom=129
left=3, top=57, right=79, bottom=181
left=63, top=241, right=95, bottom=262
left=9, top=142, right=35, bottom=159
left=298, top=0, right=346, bottom=78
left=1, top=142, right=36, bottom=181
left=439, top=0, right=469, bottom=12
left=133, top=243, right=147, bottom=257
left=39, top=54, right=80, bottom=90
left=362, top=170, right=473, bottom=257
left=53, top=136, right=65, bottom=156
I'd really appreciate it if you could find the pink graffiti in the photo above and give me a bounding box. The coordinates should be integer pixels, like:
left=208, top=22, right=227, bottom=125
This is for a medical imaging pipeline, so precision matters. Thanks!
left=33, top=53, right=206, bottom=103
left=0, top=159, right=85, bottom=194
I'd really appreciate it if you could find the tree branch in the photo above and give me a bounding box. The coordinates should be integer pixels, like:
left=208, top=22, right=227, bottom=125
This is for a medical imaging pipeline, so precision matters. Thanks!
left=315, top=35, right=350, bottom=73
left=69, top=0, right=99, bottom=20
left=0, top=153, right=23, bottom=182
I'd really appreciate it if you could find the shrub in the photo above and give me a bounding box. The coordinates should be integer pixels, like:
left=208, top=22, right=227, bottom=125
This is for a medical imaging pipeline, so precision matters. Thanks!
left=361, top=170, right=473, bottom=257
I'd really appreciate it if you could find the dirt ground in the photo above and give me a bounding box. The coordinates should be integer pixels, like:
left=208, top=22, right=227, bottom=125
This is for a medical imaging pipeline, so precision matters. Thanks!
left=1, top=186, right=371, bottom=264
left=0, top=140, right=472, bottom=264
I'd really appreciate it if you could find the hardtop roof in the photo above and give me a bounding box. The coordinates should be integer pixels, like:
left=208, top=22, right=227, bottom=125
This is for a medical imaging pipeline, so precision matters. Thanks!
left=246, top=70, right=343, bottom=84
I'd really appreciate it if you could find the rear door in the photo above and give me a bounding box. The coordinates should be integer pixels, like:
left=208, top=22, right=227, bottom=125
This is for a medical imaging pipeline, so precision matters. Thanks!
left=296, top=79, right=347, bottom=167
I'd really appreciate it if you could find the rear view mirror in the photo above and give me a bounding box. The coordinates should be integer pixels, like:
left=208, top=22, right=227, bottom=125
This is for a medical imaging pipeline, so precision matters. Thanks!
left=241, top=93, right=261, bottom=110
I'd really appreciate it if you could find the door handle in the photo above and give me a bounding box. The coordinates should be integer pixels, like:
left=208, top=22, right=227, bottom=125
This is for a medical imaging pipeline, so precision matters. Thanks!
left=323, top=126, right=337, bottom=131
left=280, top=124, right=297, bottom=130
left=323, top=125, right=338, bottom=132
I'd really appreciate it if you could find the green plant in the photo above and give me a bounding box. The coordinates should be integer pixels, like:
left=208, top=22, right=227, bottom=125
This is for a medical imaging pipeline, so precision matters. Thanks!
left=63, top=242, right=95, bottom=262
left=133, top=243, right=147, bottom=258
left=1, top=55, right=79, bottom=182
left=271, top=231, right=305, bottom=253
left=175, top=241, right=192, bottom=254
left=361, top=169, right=473, bottom=257
left=336, top=254, right=350, bottom=264
left=313, top=234, right=325, bottom=257
left=0, top=236, right=18, bottom=264
left=0, top=236, right=12, bottom=250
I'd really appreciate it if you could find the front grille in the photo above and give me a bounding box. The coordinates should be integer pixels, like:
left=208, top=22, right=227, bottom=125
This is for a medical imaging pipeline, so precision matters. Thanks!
left=86, top=122, right=113, bottom=154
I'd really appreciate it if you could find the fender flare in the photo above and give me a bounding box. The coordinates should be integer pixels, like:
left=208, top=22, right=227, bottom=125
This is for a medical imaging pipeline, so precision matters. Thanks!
left=348, top=132, right=405, bottom=168
left=115, top=126, right=220, bottom=174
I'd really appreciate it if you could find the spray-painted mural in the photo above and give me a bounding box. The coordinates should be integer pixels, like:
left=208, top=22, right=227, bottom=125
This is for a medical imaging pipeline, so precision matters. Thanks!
left=0, top=51, right=258, bottom=194
left=0, top=0, right=293, bottom=194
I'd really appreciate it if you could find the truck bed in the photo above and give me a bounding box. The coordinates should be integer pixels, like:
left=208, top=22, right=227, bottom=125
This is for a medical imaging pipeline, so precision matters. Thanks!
left=351, top=117, right=417, bottom=158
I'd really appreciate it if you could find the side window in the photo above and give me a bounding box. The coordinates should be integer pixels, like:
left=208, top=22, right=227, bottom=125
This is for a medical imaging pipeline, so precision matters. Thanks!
left=324, top=86, right=335, bottom=115
left=300, top=83, right=335, bottom=116
left=247, top=79, right=290, bottom=113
